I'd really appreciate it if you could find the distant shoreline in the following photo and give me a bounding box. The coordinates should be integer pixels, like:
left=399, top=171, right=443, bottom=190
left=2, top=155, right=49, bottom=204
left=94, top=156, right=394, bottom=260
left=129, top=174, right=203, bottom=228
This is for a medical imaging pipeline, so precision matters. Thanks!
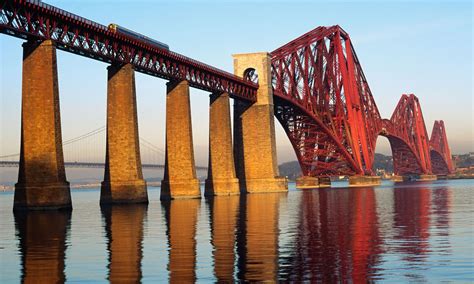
left=2, top=176, right=474, bottom=192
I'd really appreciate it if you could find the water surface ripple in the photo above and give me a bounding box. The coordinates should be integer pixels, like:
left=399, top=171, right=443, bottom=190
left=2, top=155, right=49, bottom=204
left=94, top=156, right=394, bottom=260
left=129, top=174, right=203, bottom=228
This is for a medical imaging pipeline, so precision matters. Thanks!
left=0, top=180, right=473, bottom=282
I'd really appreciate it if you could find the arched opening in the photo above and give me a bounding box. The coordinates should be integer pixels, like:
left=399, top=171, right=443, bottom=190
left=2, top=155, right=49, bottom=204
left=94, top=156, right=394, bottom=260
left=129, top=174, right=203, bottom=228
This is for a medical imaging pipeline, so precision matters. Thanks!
left=372, top=136, right=393, bottom=178
left=274, top=111, right=299, bottom=181
left=243, top=68, right=258, bottom=84
left=430, top=150, right=450, bottom=175
left=376, top=134, right=424, bottom=176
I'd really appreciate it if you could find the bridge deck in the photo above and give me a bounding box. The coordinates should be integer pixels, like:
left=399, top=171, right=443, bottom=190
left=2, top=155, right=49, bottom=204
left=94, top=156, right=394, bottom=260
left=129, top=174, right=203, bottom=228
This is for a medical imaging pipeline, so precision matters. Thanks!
left=0, top=0, right=257, bottom=101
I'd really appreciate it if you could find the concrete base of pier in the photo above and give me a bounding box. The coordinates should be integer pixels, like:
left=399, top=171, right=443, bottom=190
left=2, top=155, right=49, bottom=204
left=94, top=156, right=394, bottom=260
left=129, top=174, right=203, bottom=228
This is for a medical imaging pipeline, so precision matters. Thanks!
left=436, top=175, right=448, bottom=180
left=295, top=176, right=331, bottom=189
left=160, top=179, right=201, bottom=200
left=349, top=175, right=382, bottom=187
left=244, top=177, right=288, bottom=193
left=205, top=178, right=240, bottom=196
left=418, top=174, right=437, bottom=181
left=14, top=182, right=72, bottom=210
left=100, top=180, right=148, bottom=204
left=319, top=177, right=331, bottom=188
left=391, top=175, right=404, bottom=182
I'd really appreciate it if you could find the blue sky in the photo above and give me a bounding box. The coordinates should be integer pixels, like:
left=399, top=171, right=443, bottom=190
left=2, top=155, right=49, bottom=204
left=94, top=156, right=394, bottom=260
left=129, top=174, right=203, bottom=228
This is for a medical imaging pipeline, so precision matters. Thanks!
left=1, top=0, right=472, bottom=165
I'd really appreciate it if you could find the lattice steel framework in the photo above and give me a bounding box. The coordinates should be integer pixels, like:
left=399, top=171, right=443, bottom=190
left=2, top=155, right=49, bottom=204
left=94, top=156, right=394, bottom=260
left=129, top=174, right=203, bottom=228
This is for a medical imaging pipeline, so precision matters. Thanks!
left=0, top=0, right=257, bottom=101
left=382, top=94, right=432, bottom=175
left=271, top=26, right=453, bottom=177
left=271, top=26, right=381, bottom=176
left=429, top=120, right=454, bottom=174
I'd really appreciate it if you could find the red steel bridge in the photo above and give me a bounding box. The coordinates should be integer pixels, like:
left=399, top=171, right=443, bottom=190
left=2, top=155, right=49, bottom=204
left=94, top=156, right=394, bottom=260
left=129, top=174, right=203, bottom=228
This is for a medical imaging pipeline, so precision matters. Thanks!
left=271, top=26, right=453, bottom=177
left=0, top=0, right=453, bottom=178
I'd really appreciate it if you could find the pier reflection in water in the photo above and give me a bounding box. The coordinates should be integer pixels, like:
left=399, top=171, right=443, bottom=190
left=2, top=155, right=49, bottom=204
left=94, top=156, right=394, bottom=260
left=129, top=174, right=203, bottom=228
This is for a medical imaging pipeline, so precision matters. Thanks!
left=236, top=193, right=284, bottom=281
left=14, top=210, right=71, bottom=283
left=206, top=195, right=239, bottom=282
left=102, top=204, right=147, bottom=283
left=163, top=199, right=200, bottom=283
left=5, top=181, right=472, bottom=282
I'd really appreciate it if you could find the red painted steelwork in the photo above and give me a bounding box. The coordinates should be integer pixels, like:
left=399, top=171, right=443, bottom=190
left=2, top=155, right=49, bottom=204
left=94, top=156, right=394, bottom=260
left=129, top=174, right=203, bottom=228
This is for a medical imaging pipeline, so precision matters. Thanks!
left=271, top=26, right=381, bottom=176
left=0, top=0, right=257, bottom=101
left=430, top=120, right=454, bottom=174
left=271, top=26, right=453, bottom=177
left=382, top=94, right=432, bottom=175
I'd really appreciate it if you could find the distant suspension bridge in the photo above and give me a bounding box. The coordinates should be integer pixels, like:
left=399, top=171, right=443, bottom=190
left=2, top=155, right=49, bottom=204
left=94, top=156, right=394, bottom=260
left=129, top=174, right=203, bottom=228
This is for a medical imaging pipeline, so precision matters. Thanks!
left=0, top=126, right=206, bottom=170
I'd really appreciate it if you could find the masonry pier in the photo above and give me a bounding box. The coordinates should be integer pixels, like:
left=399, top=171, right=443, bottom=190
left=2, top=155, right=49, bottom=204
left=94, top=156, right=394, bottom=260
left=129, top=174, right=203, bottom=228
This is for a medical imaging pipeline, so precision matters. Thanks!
left=101, top=64, right=148, bottom=205
left=349, top=175, right=382, bottom=187
left=295, top=176, right=331, bottom=189
left=205, top=93, right=240, bottom=196
left=417, top=174, right=437, bottom=181
left=14, top=40, right=72, bottom=211
left=233, top=53, right=288, bottom=193
left=161, top=80, right=201, bottom=200
left=391, top=175, right=405, bottom=182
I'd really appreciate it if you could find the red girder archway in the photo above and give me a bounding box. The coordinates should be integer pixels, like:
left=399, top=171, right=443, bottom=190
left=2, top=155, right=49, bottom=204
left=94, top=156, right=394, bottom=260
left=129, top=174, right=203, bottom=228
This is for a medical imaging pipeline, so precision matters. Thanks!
left=380, top=95, right=432, bottom=176
left=271, top=26, right=381, bottom=177
left=270, top=26, right=453, bottom=177
left=430, top=120, right=454, bottom=174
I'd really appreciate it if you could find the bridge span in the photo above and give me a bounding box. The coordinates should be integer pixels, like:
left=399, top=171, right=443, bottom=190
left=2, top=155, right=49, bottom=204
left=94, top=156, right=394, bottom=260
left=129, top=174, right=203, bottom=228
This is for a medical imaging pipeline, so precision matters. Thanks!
left=1, top=0, right=453, bottom=210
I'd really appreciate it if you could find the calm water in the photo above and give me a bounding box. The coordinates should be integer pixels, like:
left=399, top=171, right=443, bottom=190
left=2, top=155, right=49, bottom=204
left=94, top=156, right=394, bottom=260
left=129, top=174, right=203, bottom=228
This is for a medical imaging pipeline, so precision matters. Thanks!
left=0, top=180, right=473, bottom=282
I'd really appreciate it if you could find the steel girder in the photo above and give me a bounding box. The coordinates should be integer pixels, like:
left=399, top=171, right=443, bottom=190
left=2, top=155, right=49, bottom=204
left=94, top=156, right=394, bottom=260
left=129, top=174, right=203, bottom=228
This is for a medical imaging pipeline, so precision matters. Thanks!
left=429, top=121, right=454, bottom=174
left=271, top=26, right=454, bottom=177
left=385, top=94, right=432, bottom=175
left=0, top=0, right=257, bottom=101
left=271, top=26, right=381, bottom=176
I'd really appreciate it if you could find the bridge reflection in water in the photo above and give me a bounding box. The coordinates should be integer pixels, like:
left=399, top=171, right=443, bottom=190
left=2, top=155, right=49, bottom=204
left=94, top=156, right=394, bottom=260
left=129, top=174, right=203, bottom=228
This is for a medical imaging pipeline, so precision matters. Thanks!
left=14, top=210, right=71, bottom=283
left=163, top=199, right=200, bottom=283
left=11, top=185, right=458, bottom=282
left=279, top=188, right=383, bottom=282
left=101, top=204, right=147, bottom=283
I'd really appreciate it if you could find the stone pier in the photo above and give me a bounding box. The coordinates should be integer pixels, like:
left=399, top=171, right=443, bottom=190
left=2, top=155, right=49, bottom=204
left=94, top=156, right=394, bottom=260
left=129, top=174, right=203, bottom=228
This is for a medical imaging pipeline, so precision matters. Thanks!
left=418, top=174, right=437, bottom=181
left=205, top=93, right=240, bottom=196
left=319, top=177, right=332, bottom=188
left=161, top=80, right=200, bottom=200
left=101, top=64, right=148, bottom=205
left=14, top=40, right=71, bottom=211
left=295, top=176, right=332, bottom=189
left=349, top=175, right=382, bottom=187
left=232, top=53, right=288, bottom=193
left=391, top=175, right=404, bottom=182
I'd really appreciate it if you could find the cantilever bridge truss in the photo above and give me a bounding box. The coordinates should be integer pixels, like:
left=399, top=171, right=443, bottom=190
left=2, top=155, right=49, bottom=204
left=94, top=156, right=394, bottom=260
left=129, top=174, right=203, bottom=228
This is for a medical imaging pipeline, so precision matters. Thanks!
left=271, top=26, right=453, bottom=177
left=0, top=1, right=453, bottom=177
